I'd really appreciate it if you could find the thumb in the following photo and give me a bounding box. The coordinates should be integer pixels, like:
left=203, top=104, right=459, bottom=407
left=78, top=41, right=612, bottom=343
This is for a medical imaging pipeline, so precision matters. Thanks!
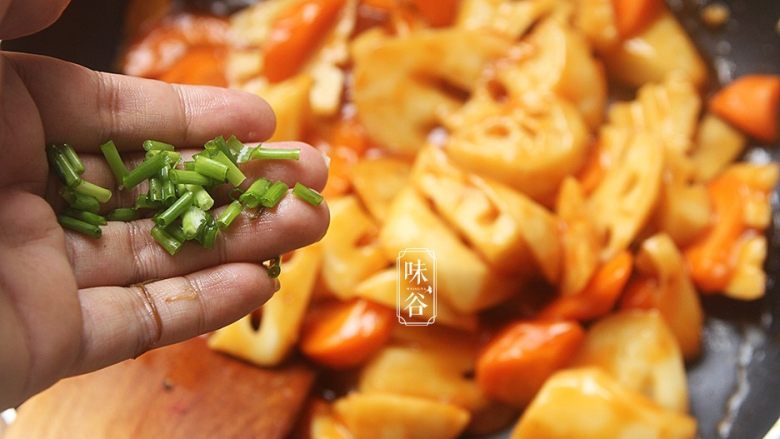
left=0, top=0, right=71, bottom=40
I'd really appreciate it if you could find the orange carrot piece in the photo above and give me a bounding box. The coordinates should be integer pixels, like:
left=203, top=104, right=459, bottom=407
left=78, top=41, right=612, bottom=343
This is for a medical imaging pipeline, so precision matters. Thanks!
left=539, top=251, right=633, bottom=321
left=300, top=299, right=394, bottom=368
left=610, top=0, right=664, bottom=38
left=684, top=174, right=745, bottom=293
left=410, top=0, right=459, bottom=27
left=709, top=75, right=780, bottom=143
left=158, top=47, right=227, bottom=86
left=330, top=118, right=370, bottom=154
left=264, top=0, right=346, bottom=83
left=476, top=321, right=585, bottom=406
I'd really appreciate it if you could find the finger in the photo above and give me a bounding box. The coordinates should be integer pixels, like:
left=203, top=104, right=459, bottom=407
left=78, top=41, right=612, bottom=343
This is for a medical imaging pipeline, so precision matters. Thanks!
left=71, top=262, right=276, bottom=375
left=66, top=195, right=329, bottom=288
left=0, top=0, right=70, bottom=39
left=45, top=141, right=328, bottom=212
left=5, top=52, right=275, bottom=150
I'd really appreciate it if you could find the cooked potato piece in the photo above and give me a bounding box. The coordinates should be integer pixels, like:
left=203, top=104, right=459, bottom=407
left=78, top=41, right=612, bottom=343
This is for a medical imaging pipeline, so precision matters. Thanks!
left=352, top=268, right=479, bottom=331
left=322, top=196, right=389, bottom=298
left=308, top=400, right=355, bottom=439
left=352, top=30, right=510, bottom=155
left=603, top=10, right=707, bottom=88
left=457, top=0, right=555, bottom=40
left=360, top=346, right=486, bottom=410
left=208, top=244, right=323, bottom=365
left=494, top=19, right=608, bottom=128
left=379, top=187, right=521, bottom=313
left=725, top=235, right=768, bottom=301
left=510, top=368, right=696, bottom=439
left=246, top=74, right=313, bottom=142
left=654, top=151, right=712, bottom=247
left=574, top=0, right=619, bottom=51
left=412, top=147, right=560, bottom=280
left=589, top=132, right=664, bottom=259
left=556, top=177, right=600, bottom=295
left=391, top=325, right=481, bottom=370
left=334, top=393, right=470, bottom=439
left=607, top=75, right=701, bottom=154
left=573, top=310, right=689, bottom=413
left=691, top=113, right=747, bottom=182
left=350, top=157, right=412, bottom=222
left=447, top=94, right=589, bottom=203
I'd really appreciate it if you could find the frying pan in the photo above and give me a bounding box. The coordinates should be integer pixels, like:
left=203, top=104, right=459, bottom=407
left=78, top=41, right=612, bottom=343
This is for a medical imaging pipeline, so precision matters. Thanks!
left=4, top=1, right=780, bottom=438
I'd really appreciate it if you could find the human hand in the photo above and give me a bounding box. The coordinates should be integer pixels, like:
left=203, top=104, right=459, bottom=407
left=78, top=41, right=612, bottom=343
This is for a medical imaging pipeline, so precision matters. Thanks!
left=0, top=0, right=329, bottom=409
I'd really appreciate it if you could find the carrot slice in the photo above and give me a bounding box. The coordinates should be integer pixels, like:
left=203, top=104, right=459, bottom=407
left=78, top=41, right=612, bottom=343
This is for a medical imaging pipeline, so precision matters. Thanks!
left=264, top=0, right=346, bottom=83
left=684, top=173, right=745, bottom=293
left=539, top=251, right=633, bottom=321
left=476, top=321, right=585, bottom=406
left=158, top=47, right=227, bottom=86
left=709, top=75, right=780, bottom=143
left=300, top=299, right=394, bottom=368
left=410, top=0, right=459, bottom=27
left=610, top=0, right=664, bottom=38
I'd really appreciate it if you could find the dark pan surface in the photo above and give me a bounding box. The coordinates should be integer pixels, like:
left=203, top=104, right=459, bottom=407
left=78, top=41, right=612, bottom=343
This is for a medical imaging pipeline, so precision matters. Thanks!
left=3, top=1, right=779, bottom=438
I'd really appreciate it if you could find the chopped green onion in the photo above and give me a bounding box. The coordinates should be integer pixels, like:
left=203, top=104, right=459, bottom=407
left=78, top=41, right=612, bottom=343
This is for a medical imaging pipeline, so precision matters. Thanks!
left=48, top=146, right=81, bottom=187
left=182, top=206, right=208, bottom=239
left=106, top=207, right=138, bottom=221
left=258, top=181, right=288, bottom=208
left=60, top=187, right=100, bottom=213
left=169, top=169, right=211, bottom=186
left=74, top=180, right=112, bottom=203
left=59, top=215, right=102, bottom=238
left=143, top=140, right=175, bottom=151
left=183, top=161, right=195, bottom=171
left=146, top=150, right=181, bottom=164
left=64, top=209, right=106, bottom=226
left=165, top=223, right=189, bottom=243
left=239, top=178, right=271, bottom=208
left=135, top=194, right=159, bottom=210
left=226, top=135, right=244, bottom=155
left=122, top=153, right=167, bottom=189
left=61, top=144, right=85, bottom=175
left=148, top=177, right=163, bottom=202
left=187, top=184, right=214, bottom=210
left=205, top=136, right=237, bottom=163
left=216, top=200, right=243, bottom=229
left=154, top=191, right=194, bottom=228
left=250, top=147, right=300, bottom=161
left=211, top=151, right=246, bottom=186
left=199, top=220, right=219, bottom=249
left=292, top=182, right=323, bottom=206
left=194, top=156, right=229, bottom=182
left=161, top=179, right=176, bottom=203
left=151, top=226, right=183, bottom=255
left=99, top=140, right=128, bottom=184
left=236, top=145, right=255, bottom=164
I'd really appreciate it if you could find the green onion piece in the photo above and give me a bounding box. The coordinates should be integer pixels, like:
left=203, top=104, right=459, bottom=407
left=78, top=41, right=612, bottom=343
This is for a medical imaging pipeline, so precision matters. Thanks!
left=148, top=177, right=163, bottom=202
left=151, top=226, right=183, bottom=255
left=64, top=209, right=107, bottom=226
left=292, top=182, right=324, bottom=206
left=205, top=136, right=237, bottom=163
left=135, top=194, right=159, bottom=210
left=188, top=185, right=214, bottom=210
left=236, top=145, right=255, bottom=164
left=106, top=207, right=138, bottom=221
left=258, top=181, right=288, bottom=208
left=146, top=150, right=182, bottom=164
left=165, top=223, right=189, bottom=243
left=60, top=187, right=100, bottom=213
left=61, top=144, right=85, bottom=175
left=250, top=147, right=300, bottom=161
left=74, top=180, right=112, bottom=204
left=216, top=200, right=243, bottom=229
left=239, top=178, right=271, bottom=208
left=143, top=140, right=175, bottom=151
left=122, top=153, right=167, bottom=189
left=99, top=140, right=129, bottom=184
left=182, top=206, right=208, bottom=239
left=48, top=146, right=81, bottom=187
left=194, top=156, right=229, bottom=182
left=154, top=191, right=194, bottom=228
left=183, top=161, right=195, bottom=171
left=58, top=215, right=102, bottom=238
left=199, top=220, right=219, bottom=249
left=212, top=151, right=246, bottom=186
left=169, top=169, right=211, bottom=186
left=226, top=135, right=244, bottom=154
left=161, top=179, right=176, bottom=203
